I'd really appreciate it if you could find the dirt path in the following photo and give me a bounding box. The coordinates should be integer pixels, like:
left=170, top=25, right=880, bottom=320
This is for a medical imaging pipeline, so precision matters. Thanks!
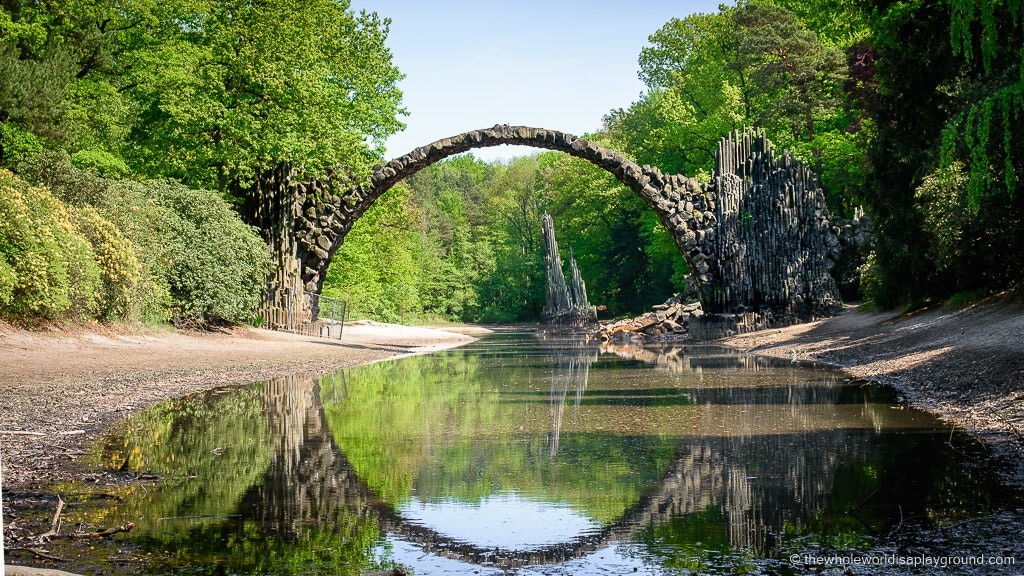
left=721, top=298, right=1024, bottom=482
left=0, top=321, right=480, bottom=488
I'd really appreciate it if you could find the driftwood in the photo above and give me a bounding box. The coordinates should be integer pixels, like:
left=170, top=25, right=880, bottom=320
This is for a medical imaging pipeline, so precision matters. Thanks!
left=89, top=522, right=136, bottom=538
left=28, top=496, right=135, bottom=545
left=35, top=497, right=64, bottom=543
left=6, top=547, right=68, bottom=562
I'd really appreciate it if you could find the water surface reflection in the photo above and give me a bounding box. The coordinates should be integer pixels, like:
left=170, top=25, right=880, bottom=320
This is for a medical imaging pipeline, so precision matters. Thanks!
left=95, top=333, right=1020, bottom=575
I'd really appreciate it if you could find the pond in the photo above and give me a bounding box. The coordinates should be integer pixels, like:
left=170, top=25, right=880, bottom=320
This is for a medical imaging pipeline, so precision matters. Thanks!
left=92, top=332, right=1022, bottom=575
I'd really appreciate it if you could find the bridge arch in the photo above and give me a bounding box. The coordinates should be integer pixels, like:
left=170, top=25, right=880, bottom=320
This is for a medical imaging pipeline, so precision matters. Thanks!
left=292, top=126, right=714, bottom=304
left=251, top=126, right=847, bottom=331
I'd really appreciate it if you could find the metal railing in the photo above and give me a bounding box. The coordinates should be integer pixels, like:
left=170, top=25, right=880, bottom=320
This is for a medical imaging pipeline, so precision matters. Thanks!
left=310, top=292, right=347, bottom=339
left=261, top=283, right=347, bottom=339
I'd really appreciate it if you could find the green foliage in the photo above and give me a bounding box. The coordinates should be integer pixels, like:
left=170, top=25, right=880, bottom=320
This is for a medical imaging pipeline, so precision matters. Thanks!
left=71, top=205, right=142, bottom=319
left=124, top=0, right=405, bottom=191
left=733, top=4, right=847, bottom=143
left=323, top=183, right=423, bottom=323
left=473, top=156, right=544, bottom=322
left=628, top=3, right=850, bottom=177
left=756, top=0, right=870, bottom=48
left=629, top=10, right=744, bottom=176
left=857, top=0, right=1024, bottom=306
left=0, top=122, right=45, bottom=167
left=914, top=162, right=973, bottom=279
left=0, top=169, right=103, bottom=318
left=0, top=38, right=75, bottom=148
left=17, top=155, right=271, bottom=324
left=147, top=180, right=272, bottom=325
left=943, top=0, right=1024, bottom=206
left=70, top=149, right=131, bottom=179
left=2, top=0, right=404, bottom=193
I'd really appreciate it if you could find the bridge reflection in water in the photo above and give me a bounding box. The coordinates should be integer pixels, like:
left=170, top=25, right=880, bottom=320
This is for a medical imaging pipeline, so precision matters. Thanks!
left=98, top=334, right=1009, bottom=575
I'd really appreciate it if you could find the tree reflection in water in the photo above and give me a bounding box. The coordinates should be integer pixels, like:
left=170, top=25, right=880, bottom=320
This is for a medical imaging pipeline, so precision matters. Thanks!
left=95, top=334, right=1017, bottom=575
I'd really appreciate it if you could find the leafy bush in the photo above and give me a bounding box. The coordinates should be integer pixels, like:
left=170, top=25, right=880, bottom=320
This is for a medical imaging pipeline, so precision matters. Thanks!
left=70, top=149, right=131, bottom=179
left=12, top=155, right=272, bottom=325
left=150, top=181, right=271, bottom=325
left=0, top=169, right=103, bottom=318
left=71, top=204, right=141, bottom=318
left=0, top=123, right=46, bottom=168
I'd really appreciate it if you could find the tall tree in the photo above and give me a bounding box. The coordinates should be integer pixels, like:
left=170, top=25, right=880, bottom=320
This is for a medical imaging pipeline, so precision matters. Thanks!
left=126, top=0, right=405, bottom=191
left=1, top=0, right=405, bottom=189
left=619, top=4, right=847, bottom=176
left=857, top=0, right=1024, bottom=306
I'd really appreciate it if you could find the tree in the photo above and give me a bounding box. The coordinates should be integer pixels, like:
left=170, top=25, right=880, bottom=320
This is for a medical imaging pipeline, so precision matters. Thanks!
left=126, top=0, right=405, bottom=192
left=627, top=9, right=743, bottom=176
left=623, top=5, right=847, bottom=175
left=857, top=0, right=1024, bottom=307
left=732, top=4, right=846, bottom=145
left=1, top=0, right=405, bottom=190
left=1, top=0, right=177, bottom=169
left=477, top=156, right=546, bottom=322
left=945, top=0, right=1024, bottom=206
left=322, top=182, right=423, bottom=323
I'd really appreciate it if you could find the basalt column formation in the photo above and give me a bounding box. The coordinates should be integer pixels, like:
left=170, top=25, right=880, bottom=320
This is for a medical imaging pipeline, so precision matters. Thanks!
left=244, top=125, right=855, bottom=334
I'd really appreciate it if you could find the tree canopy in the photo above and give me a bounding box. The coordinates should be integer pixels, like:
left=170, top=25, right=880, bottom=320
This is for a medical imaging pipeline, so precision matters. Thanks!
left=1, top=0, right=404, bottom=325
left=0, top=0, right=405, bottom=190
left=5, top=0, right=1024, bottom=325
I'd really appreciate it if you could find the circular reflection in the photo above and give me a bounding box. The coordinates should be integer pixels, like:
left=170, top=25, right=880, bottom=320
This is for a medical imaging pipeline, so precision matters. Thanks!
left=399, top=491, right=601, bottom=550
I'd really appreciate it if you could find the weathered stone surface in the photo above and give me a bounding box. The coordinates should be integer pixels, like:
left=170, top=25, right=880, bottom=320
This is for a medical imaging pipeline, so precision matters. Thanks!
left=541, top=213, right=597, bottom=327
left=247, top=126, right=856, bottom=328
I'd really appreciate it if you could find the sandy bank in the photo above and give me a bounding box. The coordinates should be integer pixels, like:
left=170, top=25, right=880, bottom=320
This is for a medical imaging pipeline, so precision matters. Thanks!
left=721, top=299, right=1024, bottom=482
left=0, top=320, right=477, bottom=488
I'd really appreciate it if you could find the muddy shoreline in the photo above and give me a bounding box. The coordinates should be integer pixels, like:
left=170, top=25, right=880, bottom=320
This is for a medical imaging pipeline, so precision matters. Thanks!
left=722, top=299, right=1024, bottom=484
left=2, top=300, right=1023, bottom=572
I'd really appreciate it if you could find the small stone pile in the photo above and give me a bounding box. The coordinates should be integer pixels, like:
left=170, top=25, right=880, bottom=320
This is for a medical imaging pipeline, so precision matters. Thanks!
left=599, top=295, right=703, bottom=342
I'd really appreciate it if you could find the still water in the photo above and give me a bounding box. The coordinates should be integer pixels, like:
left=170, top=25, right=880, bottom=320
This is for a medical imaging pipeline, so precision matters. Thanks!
left=95, top=333, right=1021, bottom=575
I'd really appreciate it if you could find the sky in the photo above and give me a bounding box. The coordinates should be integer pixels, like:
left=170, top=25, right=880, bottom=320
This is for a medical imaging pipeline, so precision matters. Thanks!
left=347, top=0, right=724, bottom=163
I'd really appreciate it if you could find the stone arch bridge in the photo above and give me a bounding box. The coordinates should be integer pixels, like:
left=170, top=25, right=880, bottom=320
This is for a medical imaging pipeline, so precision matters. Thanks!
left=243, top=125, right=863, bottom=331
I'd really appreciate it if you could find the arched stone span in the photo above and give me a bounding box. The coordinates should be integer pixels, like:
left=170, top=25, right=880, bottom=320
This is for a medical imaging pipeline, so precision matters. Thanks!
left=249, top=125, right=848, bottom=330
left=231, top=369, right=874, bottom=571
left=299, top=125, right=718, bottom=302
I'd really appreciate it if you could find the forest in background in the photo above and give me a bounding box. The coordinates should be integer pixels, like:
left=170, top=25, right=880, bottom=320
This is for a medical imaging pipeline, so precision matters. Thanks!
left=2, top=0, right=1022, bottom=326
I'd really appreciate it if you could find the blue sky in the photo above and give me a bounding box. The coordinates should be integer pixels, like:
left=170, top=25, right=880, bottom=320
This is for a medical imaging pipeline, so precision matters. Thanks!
left=348, top=0, right=725, bottom=162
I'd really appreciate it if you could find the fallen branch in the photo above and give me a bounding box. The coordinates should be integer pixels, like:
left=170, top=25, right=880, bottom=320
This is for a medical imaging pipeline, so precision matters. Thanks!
left=5, top=546, right=68, bottom=562
left=91, top=522, right=136, bottom=538
left=35, top=496, right=65, bottom=543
